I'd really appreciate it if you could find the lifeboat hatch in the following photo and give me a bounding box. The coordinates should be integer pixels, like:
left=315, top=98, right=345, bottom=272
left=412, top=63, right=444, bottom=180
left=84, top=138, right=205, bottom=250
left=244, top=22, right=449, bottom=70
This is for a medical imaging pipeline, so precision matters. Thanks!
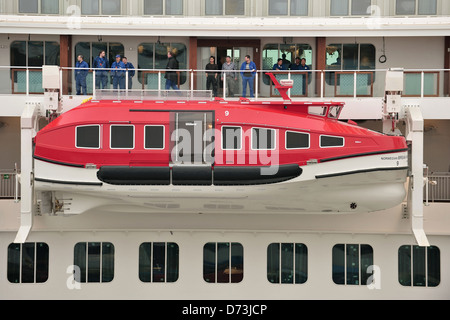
left=171, top=111, right=214, bottom=165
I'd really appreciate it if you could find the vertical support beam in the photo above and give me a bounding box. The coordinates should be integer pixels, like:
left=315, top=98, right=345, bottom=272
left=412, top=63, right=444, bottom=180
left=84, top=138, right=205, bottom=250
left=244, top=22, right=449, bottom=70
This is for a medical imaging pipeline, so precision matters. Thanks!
left=444, top=36, right=450, bottom=97
left=316, top=37, right=326, bottom=97
left=60, top=35, right=72, bottom=95
left=405, top=106, right=429, bottom=247
left=14, top=103, right=38, bottom=243
left=189, top=37, right=198, bottom=90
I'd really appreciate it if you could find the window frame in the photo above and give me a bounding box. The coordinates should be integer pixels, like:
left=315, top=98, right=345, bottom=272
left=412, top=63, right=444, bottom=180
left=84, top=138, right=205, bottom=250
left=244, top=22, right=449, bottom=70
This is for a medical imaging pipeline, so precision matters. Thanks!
left=285, top=130, right=310, bottom=150
left=205, top=0, right=246, bottom=16
left=18, top=0, right=60, bottom=14
left=203, top=242, right=244, bottom=283
left=7, top=242, right=49, bottom=284
left=73, top=242, right=115, bottom=283
left=110, top=124, right=135, bottom=150
left=398, top=245, right=441, bottom=287
left=267, top=242, right=308, bottom=284
left=144, top=125, right=165, bottom=150
left=319, top=134, right=345, bottom=148
left=81, top=0, right=122, bottom=16
left=268, top=0, right=309, bottom=16
left=330, top=0, right=372, bottom=16
left=395, top=0, right=437, bottom=16
left=221, top=125, right=243, bottom=151
left=138, top=242, right=180, bottom=283
left=251, top=127, right=276, bottom=151
left=75, top=125, right=101, bottom=149
left=143, top=0, right=184, bottom=16
left=332, top=243, right=374, bottom=286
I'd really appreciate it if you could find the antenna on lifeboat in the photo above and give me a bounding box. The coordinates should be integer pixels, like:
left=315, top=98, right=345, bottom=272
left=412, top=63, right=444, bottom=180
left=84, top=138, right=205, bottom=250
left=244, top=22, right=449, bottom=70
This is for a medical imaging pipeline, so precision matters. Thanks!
left=265, top=72, right=292, bottom=101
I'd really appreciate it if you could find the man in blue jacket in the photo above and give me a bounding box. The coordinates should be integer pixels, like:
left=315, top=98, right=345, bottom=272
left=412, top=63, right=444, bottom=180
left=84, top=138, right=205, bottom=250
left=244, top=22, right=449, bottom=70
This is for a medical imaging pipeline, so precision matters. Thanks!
left=111, top=54, right=126, bottom=90
left=93, top=50, right=109, bottom=89
left=75, top=54, right=89, bottom=95
left=240, top=55, right=256, bottom=98
left=122, top=56, right=135, bottom=89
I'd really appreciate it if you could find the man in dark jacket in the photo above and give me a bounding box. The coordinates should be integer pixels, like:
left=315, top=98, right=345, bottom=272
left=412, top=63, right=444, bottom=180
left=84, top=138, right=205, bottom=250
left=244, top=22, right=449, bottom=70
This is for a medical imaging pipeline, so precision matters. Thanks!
left=75, top=54, right=89, bottom=95
left=165, top=51, right=179, bottom=90
left=205, top=56, right=219, bottom=97
left=122, top=56, right=135, bottom=89
left=111, top=54, right=125, bottom=90
left=93, top=50, right=109, bottom=89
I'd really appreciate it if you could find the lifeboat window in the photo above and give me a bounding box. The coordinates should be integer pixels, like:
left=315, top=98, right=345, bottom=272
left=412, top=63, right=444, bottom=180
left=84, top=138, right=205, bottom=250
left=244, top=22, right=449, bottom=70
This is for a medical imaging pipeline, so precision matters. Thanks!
left=7, top=242, right=49, bottom=284
left=76, top=125, right=100, bottom=149
left=328, top=106, right=341, bottom=119
left=222, top=126, right=242, bottom=150
left=286, top=131, right=309, bottom=149
left=308, top=106, right=327, bottom=117
left=398, top=245, right=440, bottom=287
left=203, top=242, right=243, bottom=283
left=144, top=125, right=165, bottom=149
left=139, top=242, right=179, bottom=283
left=110, top=125, right=134, bottom=149
left=73, top=242, right=114, bottom=283
left=320, top=135, right=344, bottom=148
left=267, top=243, right=308, bottom=284
left=332, top=244, right=373, bottom=285
left=252, top=128, right=276, bottom=150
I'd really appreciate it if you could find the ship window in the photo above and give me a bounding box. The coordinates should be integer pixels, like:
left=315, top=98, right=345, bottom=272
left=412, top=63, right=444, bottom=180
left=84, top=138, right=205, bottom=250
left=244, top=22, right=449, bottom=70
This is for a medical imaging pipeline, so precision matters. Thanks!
left=145, top=125, right=165, bottom=149
left=75, top=42, right=124, bottom=70
left=206, top=0, right=245, bottom=15
left=286, top=131, right=309, bottom=149
left=81, top=0, right=121, bottom=15
left=76, top=125, right=100, bottom=149
left=308, top=106, right=327, bottom=116
left=110, top=125, right=134, bottom=149
left=7, top=242, right=49, bottom=283
left=144, top=0, right=183, bottom=15
left=396, top=0, right=437, bottom=15
left=19, top=0, right=59, bottom=14
left=268, top=0, right=308, bottom=16
left=139, top=242, right=179, bottom=283
left=203, top=242, right=243, bottom=283
left=222, top=126, right=242, bottom=150
left=320, top=135, right=344, bottom=148
left=330, top=0, right=371, bottom=16
left=398, top=245, right=440, bottom=287
left=252, top=128, right=276, bottom=150
left=267, top=243, right=308, bottom=284
left=73, top=242, right=114, bottom=283
left=332, top=244, right=373, bottom=285
left=328, top=106, right=341, bottom=119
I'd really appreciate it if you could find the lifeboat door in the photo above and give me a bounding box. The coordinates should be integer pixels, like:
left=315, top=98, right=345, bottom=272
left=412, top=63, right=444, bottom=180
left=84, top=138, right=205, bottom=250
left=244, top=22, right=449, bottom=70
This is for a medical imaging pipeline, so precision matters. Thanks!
left=171, top=111, right=214, bottom=165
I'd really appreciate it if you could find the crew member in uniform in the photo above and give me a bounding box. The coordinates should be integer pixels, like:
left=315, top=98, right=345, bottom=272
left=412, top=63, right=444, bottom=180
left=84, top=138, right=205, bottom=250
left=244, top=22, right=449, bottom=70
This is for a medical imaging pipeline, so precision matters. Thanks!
left=111, top=54, right=126, bottom=90
left=122, top=56, right=135, bottom=89
left=75, top=54, right=89, bottom=95
left=93, top=50, right=109, bottom=89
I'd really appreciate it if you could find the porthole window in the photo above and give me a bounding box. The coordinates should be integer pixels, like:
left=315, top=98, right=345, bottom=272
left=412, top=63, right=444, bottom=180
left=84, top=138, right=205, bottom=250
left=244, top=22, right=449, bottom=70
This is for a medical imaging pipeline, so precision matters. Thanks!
left=285, top=131, right=309, bottom=149
left=332, top=244, right=373, bottom=285
left=110, top=125, right=134, bottom=149
left=145, top=125, right=165, bottom=149
left=139, top=242, right=179, bottom=283
left=73, top=242, right=114, bottom=283
left=398, top=245, right=440, bottom=287
left=203, top=242, right=243, bottom=283
left=7, top=242, right=49, bottom=283
left=320, top=135, right=344, bottom=148
left=222, top=126, right=242, bottom=150
left=76, top=125, right=100, bottom=149
left=251, top=128, right=276, bottom=150
left=267, top=243, right=308, bottom=284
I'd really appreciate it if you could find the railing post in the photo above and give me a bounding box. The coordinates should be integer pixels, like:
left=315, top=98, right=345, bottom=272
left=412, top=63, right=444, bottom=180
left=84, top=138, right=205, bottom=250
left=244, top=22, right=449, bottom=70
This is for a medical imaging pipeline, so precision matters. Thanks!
left=354, top=71, right=357, bottom=98
left=320, top=71, right=324, bottom=98
left=255, top=72, right=258, bottom=100
left=93, top=70, right=96, bottom=99
left=158, top=71, right=161, bottom=91
left=421, top=71, right=424, bottom=98
left=125, top=70, right=129, bottom=95
left=190, top=69, right=194, bottom=92
left=26, top=68, right=29, bottom=96
left=223, top=71, right=226, bottom=99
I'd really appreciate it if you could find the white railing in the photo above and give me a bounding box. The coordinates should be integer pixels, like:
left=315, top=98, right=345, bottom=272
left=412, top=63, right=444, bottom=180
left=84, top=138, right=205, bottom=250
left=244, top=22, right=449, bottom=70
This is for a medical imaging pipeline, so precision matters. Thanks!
left=425, top=173, right=450, bottom=202
left=0, top=171, right=19, bottom=199
left=0, top=66, right=448, bottom=100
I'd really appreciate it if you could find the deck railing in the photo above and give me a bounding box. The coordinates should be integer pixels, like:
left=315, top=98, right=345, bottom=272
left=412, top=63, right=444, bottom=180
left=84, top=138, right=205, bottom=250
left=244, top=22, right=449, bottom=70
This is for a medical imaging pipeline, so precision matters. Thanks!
left=0, top=171, right=19, bottom=200
left=425, top=173, right=450, bottom=203
left=1, top=66, right=449, bottom=100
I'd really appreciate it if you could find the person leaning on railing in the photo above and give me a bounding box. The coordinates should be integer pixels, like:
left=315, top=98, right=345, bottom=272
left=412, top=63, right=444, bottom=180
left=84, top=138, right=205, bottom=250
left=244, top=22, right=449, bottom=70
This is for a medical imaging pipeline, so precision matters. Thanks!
left=75, top=54, right=89, bottom=95
left=111, top=54, right=126, bottom=90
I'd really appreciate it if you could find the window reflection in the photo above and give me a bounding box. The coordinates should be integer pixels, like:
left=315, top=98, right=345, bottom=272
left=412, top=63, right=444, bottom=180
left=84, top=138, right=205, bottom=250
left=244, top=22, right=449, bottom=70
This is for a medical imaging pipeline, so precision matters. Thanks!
left=73, top=242, right=115, bottom=283
left=139, top=242, right=179, bottom=283
left=332, top=244, right=373, bottom=286
left=7, top=242, right=49, bottom=284
left=267, top=243, right=307, bottom=284
left=398, top=245, right=440, bottom=287
left=203, top=242, right=244, bottom=283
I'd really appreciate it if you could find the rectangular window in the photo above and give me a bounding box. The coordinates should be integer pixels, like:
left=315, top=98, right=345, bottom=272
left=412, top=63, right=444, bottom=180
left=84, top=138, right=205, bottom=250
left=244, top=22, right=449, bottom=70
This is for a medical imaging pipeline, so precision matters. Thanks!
left=203, top=242, right=243, bottom=283
left=102, top=0, right=121, bottom=15
left=269, top=0, right=308, bottom=16
left=267, top=243, right=308, bottom=284
left=320, top=135, right=344, bottom=148
left=82, top=0, right=121, bottom=15
left=206, top=0, right=244, bottom=15
left=145, top=125, right=165, bottom=149
left=139, top=242, right=179, bottom=283
left=351, top=0, right=370, bottom=15
left=222, top=126, right=242, bottom=150
left=330, top=0, right=348, bottom=16
left=7, top=243, right=49, bottom=283
left=396, top=0, right=436, bottom=15
left=76, top=125, right=100, bottom=149
left=73, top=242, right=115, bottom=283
left=285, top=131, right=309, bottom=149
left=81, top=0, right=99, bottom=14
left=110, top=125, right=134, bottom=149
left=19, top=0, right=38, bottom=13
left=398, top=245, right=440, bottom=287
left=396, top=0, right=415, bottom=15
left=332, top=244, right=373, bottom=286
left=252, top=128, right=276, bottom=150
left=144, top=0, right=163, bottom=15
left=331, top=0, right=371, bottom=16
left=145, top=0, right=182, bottom=15
left=418, top=0, right=436, bottom=15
